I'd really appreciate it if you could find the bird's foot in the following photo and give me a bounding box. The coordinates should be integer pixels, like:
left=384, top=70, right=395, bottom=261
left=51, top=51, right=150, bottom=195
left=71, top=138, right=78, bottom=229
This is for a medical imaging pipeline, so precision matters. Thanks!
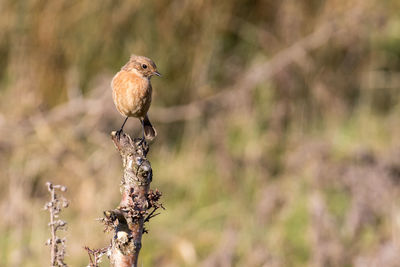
left=137, top=136, right=146, bottom=147
left=115, top=129, right=124, bottom=139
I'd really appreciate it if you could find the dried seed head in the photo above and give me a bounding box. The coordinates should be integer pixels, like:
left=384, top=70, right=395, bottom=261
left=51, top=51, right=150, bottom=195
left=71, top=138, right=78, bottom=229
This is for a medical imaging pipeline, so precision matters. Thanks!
left=62, top=199, right=69, bottom=208
left=57, top=220, right=67, bottom=227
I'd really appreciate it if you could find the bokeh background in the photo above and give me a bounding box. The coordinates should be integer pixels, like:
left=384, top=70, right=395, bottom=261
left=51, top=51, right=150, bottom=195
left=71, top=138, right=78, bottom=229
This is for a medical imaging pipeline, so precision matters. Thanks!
left=2, top=0, right=400, bottom=266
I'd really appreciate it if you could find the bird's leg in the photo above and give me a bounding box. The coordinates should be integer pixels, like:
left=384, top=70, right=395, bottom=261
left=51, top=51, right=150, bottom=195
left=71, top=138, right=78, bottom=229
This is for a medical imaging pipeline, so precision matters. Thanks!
left=137, top=118, right=146, bottom=146
left=116, top=117, right=129, bottom=138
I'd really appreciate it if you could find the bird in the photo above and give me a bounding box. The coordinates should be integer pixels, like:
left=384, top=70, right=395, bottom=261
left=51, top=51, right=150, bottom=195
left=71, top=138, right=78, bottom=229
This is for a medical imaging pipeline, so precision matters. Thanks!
left=111, top=54, right=161, bottom=141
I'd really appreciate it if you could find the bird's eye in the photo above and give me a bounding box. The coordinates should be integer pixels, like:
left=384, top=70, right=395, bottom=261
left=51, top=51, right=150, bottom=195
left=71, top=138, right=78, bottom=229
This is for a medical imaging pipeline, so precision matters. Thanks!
left=142, top=64, right=147, bottom=69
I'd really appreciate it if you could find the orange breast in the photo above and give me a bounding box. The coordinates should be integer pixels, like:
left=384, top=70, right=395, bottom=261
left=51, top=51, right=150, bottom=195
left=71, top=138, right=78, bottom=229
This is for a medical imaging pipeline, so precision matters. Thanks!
left=111, top=70, right=152, bottom=118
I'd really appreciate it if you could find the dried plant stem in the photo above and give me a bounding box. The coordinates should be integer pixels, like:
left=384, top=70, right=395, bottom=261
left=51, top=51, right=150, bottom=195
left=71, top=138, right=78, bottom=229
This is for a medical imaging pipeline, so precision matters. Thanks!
left=49, top=187, right=56, bottom=264
left=45, top=182, right=69, bottom=267
left=103, top=131, right=162, bottom=267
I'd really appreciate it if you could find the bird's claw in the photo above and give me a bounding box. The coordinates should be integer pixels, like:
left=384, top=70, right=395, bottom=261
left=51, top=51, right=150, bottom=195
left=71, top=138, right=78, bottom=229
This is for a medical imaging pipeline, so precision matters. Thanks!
left=115, top=129, right=123, bottom=139
left=137, top=136, right=145, bottom=147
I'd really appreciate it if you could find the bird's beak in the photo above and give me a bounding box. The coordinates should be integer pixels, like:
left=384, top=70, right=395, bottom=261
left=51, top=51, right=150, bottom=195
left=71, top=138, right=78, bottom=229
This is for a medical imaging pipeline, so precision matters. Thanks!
left=153, top=71, right=162, bottom=77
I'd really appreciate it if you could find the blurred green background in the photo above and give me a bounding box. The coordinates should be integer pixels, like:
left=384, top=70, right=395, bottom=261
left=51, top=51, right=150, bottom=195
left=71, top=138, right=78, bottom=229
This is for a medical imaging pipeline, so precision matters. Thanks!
left=2, top=0, right=400, bottom=266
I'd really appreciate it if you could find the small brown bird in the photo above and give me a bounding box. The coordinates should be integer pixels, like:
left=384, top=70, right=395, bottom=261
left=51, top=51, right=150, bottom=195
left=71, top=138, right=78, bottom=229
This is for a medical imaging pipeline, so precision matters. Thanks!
left=112, top=55, right=161, bottom=140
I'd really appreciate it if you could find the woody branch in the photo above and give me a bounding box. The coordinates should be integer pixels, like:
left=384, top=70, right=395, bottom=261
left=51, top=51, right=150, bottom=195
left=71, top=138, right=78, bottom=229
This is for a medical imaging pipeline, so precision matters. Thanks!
left=104, top=131, right=162, bottom=267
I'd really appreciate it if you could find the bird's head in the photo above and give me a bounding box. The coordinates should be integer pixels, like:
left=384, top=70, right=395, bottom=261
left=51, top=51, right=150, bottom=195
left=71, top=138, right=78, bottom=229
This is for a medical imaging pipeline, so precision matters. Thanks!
left=123, top=54, right=161, bottom=79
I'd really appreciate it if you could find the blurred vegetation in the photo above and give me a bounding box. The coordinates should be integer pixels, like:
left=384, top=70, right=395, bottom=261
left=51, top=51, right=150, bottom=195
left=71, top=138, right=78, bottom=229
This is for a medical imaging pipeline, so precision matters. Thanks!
left=1, top=0, right=400, bottom=266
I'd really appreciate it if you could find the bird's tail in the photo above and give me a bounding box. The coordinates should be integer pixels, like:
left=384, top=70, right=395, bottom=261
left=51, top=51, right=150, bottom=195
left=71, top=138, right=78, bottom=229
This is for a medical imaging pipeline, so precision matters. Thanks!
left=142, top=115, right=157, bottom=141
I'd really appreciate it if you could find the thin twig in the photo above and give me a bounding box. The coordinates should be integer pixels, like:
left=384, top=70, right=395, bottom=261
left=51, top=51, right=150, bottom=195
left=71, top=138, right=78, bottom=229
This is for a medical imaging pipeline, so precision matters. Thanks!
left=84, top=245, right=111, bottom=267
